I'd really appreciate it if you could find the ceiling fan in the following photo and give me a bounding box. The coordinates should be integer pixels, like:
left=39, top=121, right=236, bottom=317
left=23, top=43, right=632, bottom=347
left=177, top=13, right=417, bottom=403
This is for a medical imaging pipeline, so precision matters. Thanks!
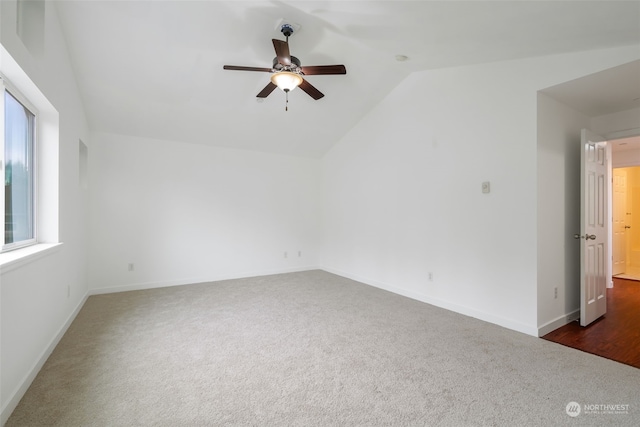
left=223, top=24, right=346, bottom=110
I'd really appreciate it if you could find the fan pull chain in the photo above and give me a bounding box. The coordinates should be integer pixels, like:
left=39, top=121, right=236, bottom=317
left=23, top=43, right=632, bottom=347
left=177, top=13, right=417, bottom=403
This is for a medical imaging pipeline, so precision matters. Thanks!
left=285, top=34, right=290, bottom=111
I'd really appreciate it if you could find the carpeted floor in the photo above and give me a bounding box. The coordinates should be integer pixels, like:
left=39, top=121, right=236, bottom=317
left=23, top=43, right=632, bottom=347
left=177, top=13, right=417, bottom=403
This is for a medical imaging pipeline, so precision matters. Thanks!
left=7, top=270, right=640, bottom=426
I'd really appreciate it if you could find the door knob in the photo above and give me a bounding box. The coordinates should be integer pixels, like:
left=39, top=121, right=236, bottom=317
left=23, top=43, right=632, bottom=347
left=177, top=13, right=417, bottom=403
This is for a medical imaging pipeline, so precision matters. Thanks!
left=625, top=225, right=631, bottom=229
left=574, top=234, right=596, bottom=240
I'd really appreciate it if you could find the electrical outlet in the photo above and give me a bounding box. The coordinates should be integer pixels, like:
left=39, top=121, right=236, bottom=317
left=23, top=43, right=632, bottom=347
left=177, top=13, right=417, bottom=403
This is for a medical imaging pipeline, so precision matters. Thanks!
left=298, top=251, right=302, bottom=257
left=67, top=285, right=70, bottom=298
left=428, top=272, right=433, bottom=282
left=128, top=263, right=134, bottom=272
left=554, top=287, right=558, bottom=299
left=284, top=252, right=288, bottom=259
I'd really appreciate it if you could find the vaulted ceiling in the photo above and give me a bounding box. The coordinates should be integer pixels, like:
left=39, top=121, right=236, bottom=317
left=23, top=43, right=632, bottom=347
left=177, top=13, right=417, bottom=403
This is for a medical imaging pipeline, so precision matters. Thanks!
left=55, top=1, right=640, bottom=158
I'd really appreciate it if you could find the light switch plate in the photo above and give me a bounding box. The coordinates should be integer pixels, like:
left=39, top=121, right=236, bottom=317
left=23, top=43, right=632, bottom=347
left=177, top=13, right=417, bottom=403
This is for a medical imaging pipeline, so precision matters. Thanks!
left=482, top=181, right=490, bottom=193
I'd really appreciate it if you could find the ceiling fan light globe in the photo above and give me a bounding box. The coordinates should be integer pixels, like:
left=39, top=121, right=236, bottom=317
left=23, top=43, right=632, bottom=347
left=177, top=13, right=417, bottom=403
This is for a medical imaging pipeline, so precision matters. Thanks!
left=271, top=71, right=303, bottom=92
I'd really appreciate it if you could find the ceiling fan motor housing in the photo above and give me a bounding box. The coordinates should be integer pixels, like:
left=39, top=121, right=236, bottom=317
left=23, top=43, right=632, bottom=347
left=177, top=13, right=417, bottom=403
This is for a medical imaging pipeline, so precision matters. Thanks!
left=273, top=56, right=301, bottom=71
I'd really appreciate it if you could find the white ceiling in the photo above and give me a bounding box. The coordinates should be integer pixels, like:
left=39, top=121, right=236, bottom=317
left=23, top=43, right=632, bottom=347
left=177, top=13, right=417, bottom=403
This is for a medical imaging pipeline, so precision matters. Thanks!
left=541, top=59, right=640, bottom=153
left=610, top=135, right=640, bottom=153
left=540, top=60, right=640, bottom=117
left=54, top=1, right=640, bottom=158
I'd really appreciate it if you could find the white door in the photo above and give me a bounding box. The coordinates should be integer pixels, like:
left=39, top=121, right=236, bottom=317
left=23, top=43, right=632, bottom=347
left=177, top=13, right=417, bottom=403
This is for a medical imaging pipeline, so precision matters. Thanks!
left=579, top=129, right=608, bottom=327
left=612, top=169, right=627, bottom=276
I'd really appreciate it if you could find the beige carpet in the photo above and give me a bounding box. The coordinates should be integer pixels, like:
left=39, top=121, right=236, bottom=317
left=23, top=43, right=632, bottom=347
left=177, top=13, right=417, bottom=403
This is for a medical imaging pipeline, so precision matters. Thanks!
left=7, top=270, right=640, bottom=426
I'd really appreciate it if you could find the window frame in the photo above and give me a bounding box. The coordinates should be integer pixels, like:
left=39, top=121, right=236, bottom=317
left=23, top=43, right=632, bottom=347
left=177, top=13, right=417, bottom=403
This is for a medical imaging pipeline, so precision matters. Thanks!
left=1, top=74, right=38, bottom=252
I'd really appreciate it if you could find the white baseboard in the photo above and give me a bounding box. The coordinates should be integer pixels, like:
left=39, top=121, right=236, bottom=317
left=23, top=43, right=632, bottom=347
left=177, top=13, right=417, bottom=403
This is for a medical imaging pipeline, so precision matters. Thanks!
left=89, top=266, right=320, bottom=295
left=1, top=292, right=89, bottom=426
left=537, top=309, right=580, bottom=337
left=321, top=267, right=539, bottom=337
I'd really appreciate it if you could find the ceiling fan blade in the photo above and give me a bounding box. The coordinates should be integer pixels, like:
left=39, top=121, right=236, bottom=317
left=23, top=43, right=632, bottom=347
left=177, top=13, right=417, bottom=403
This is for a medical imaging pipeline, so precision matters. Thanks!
left=257, top=82, right=278, bottom=98
left=272, top=39, right=291, bottom=66
left=223, top=65, right=272, bottom=72
left=300, top=65, right=347, bottom=75
left=299, top=79, right=324, bottom=100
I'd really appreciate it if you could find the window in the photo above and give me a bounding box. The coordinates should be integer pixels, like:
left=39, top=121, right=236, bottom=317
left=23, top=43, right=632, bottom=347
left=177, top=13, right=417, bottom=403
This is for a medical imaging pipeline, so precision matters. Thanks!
left=2, top=78, right=37, bottom=251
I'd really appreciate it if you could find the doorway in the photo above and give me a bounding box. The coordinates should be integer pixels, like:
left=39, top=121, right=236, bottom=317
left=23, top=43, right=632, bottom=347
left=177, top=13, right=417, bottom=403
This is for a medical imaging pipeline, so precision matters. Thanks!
left=536, top=60, right=640, bottom=338
left=544, top=135, right=640, bottom=367
left=542, top=134, right=640, bottom=367
left=612, top=166, right=640, bottom=280
left=610, top=136, right=640, bottom=281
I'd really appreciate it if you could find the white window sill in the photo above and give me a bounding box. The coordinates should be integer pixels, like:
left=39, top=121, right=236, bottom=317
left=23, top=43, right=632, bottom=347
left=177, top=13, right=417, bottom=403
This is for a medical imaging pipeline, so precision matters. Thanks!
left=0, top=243, right=64, bottom=274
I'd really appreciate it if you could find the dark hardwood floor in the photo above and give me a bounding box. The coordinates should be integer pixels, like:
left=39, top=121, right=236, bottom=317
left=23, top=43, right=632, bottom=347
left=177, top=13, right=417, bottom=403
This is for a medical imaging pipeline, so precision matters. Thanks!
left=542, top=277, right=640, bottom=369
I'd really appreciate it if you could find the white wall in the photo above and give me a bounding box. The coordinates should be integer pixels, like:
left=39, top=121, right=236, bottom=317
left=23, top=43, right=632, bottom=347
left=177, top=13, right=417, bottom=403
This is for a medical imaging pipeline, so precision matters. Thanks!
left=0, top=1, right=89, bottom=424
left=536, top=94, right=590, bottom=335
left=88, top=133, right=321, bottom=293
left=321, top=46, right=640, bottom=336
